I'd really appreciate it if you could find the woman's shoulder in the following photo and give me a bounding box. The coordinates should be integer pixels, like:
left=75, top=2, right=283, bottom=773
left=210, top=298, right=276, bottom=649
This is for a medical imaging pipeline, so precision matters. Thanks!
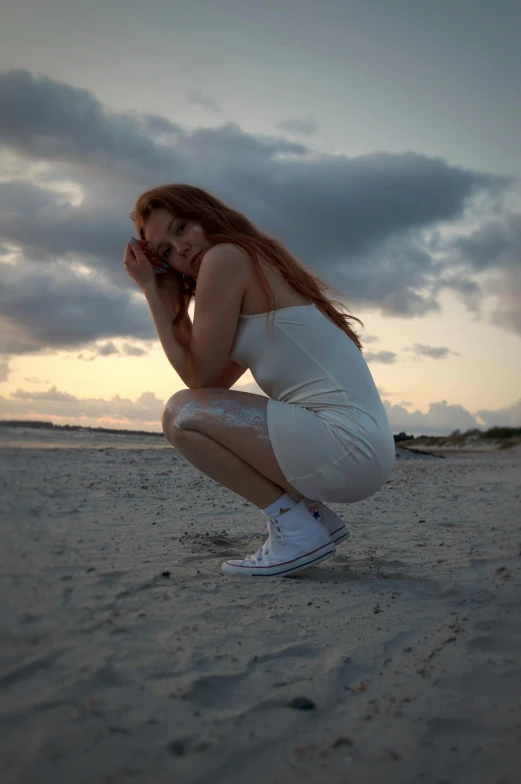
left=200, top=243, right=253, bottom=282
left=204, top=242, right=250, bottom=264
left=198, top=243, right=252, bottom=289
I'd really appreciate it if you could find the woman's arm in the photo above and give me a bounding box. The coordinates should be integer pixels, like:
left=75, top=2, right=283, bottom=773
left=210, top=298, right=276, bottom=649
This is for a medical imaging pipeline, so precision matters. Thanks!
left=146, top=279, right=245, bottom=388
left=142, top=244, right=249, bottom=388
left=207, top=360, right=247, bottom=389
left=144, top=284, right=194, bottom=386
left=144, top=287, right=247, bottom=390
left=124, top=243, right=196, bottom=384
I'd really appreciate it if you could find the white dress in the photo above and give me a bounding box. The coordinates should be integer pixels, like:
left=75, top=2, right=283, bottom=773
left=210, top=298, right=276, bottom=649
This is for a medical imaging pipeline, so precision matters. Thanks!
left=230, top=304, right=395, bottom=502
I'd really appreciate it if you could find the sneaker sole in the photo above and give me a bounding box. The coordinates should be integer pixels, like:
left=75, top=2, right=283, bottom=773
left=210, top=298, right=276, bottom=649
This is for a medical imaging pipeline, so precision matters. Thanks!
left=222, top=541, right=335, bottom=577
left=329, top=525, right=350, bottom=545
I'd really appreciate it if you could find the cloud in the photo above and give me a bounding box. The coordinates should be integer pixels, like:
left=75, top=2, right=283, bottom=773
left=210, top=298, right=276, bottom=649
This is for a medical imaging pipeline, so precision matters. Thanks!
left=12, top=386, right=76, bottom=402
left=0, top=360, right=9, bottom=382
left=407, top=344, right=459, bottom=360
left=447, top=210, right=521, bottom=274
left=2, top=383, right=519, bottom=436
left=437, top=210, right=521, bottom=334
left=0, top=260, right=156, bottom=355
left=386, top=396, right=521, bottom=434
left=488, top=265, right=521, bottom=335
left=0, top=70, right=185, bottom=179
left=384, top=399, right=482, bottom=436
left=78, top=342, right=149, bottom=360
left=276, top=116, right=318, bottom=136
left=0, top=387, right=166, bottom=429
left=477, top=398, right=521, bottom=429
left=122, top=343, right=147, bottom=356
left=97, top=342, right=118, bottom=356
left=0, top=68, right=520, bottom=359
left=364, top=350, right=398, bottom=364
left=95, top=340, right=149, bottom=358
left=187, top=90, right=222, bottom=113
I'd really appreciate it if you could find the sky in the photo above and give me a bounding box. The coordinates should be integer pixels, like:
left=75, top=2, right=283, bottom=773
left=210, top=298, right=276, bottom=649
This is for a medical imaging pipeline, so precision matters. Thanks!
left=0, top=0, right=520, bottom=436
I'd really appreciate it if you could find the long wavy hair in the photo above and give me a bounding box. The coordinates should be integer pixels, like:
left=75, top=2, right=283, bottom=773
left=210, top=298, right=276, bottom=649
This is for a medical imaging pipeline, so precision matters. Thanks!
left=131, top=184, right=363, bottom=381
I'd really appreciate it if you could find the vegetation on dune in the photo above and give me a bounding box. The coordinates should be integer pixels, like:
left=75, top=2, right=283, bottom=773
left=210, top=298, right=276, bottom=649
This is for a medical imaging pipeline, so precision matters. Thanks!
left=394, top=426, right=521, bottom=450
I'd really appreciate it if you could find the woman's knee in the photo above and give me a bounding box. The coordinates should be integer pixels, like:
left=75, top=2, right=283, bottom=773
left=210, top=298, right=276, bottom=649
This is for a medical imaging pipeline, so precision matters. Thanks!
left=162, top=389, right=196, bottom=440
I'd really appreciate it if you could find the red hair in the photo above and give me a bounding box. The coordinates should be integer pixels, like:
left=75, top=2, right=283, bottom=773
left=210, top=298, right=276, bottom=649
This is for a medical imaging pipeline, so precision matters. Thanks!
left=131, top=184, right=364, bottom=365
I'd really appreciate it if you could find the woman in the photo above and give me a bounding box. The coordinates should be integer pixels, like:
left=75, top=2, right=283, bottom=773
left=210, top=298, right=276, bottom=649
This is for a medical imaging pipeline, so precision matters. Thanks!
left=124, top=184, right=395, bottom=577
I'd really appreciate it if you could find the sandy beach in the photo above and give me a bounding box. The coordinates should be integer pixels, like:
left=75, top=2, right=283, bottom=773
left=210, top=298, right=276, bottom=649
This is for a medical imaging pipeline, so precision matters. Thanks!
left=1, top=431, right=520, bottom=784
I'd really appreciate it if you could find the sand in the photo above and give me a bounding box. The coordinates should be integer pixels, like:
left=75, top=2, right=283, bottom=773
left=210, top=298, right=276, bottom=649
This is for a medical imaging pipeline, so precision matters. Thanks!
left=1, top=434, right=520, bottom=784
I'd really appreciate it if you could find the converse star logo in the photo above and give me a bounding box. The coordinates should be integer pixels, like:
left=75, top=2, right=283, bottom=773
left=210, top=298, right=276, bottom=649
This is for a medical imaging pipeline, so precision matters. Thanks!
left=312, top=510, right=321, bottom=519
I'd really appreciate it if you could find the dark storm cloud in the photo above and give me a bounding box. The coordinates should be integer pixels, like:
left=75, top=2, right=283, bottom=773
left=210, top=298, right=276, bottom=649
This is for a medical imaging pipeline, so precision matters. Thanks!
left=0, top=70, right=185, bottom=179
left=435, top=211, right=521, bottom=334
left=0, top=69, right=519, bottom=355
left=0, top=259, right=156, bottom=355
left=450, top=212, right=521, bottom=272
left=0, top=178, right=133, bottom=286
left=276, top=116, right=318, bottom=136
left=187, top=90, right=222, bottom=113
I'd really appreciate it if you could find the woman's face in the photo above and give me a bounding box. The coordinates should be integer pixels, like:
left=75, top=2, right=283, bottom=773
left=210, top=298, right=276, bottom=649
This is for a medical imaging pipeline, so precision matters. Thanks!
left=144, top=208, right=212, bottom=278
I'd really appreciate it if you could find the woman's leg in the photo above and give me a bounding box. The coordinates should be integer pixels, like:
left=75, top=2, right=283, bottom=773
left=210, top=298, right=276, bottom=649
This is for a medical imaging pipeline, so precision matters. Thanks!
left=161, top=387, right=304, bottom=508
left=163, top=388, right=338, bottom=577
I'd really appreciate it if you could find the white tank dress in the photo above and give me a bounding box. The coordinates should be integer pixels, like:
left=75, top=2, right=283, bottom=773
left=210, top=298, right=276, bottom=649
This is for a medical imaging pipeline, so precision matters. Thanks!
left=230, top=304, right=395, bottom=503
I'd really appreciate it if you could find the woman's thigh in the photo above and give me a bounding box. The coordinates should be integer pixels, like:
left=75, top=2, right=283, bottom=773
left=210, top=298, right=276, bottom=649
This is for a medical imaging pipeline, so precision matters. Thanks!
left=265, top=399, right=392, bottom=502
left=162, top=387, right=302, bottom=496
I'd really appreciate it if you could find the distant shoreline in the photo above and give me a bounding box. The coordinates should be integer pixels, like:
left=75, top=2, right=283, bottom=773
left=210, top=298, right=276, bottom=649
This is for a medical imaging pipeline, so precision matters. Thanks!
left=1, top=419, right=520, bottom=448
left=0, top=420, right=163, bottom=438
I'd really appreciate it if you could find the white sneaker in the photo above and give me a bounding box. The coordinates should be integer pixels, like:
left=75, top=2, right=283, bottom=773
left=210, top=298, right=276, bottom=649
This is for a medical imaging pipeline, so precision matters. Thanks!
left=221, top=500, right=335, bottom=577
left=306, top=501, right=350, bottom=545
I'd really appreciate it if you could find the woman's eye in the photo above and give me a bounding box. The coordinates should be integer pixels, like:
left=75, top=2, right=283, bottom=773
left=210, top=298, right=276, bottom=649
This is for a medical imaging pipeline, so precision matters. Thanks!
left=177, top=222, right=186, bottom=235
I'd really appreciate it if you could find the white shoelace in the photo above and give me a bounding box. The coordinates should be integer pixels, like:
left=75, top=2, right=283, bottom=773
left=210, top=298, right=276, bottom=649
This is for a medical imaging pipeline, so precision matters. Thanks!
left=246, top=517, right=285, bottom=564
left=261, top=504, right=323, bottom=534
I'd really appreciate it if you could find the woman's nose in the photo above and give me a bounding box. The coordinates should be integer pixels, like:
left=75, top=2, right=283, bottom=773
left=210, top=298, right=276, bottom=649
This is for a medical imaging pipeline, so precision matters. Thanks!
left=173, top=239, right=189, bottom=255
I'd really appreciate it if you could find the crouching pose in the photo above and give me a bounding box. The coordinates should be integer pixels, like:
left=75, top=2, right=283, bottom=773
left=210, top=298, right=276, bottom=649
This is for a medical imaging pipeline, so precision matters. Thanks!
left=124, top=184, right=395, bottom=577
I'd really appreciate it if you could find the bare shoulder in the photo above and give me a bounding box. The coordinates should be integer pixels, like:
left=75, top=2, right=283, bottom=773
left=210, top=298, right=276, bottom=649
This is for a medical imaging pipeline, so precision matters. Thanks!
left=195, top=243, right=253, bottom=310
left=200, top=243, right=252, bottom=280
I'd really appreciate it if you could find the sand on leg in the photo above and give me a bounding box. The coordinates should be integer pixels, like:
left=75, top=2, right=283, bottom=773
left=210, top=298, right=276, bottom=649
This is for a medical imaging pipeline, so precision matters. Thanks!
left=162, top=387, right=303, bottom=507
left=162, top=387, right=347, bottom=541
left=161, top=387, right=335, bottom=576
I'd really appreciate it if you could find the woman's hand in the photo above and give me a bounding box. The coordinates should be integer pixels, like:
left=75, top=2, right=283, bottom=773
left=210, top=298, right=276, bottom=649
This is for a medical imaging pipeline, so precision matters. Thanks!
left=123, top=241, right=157, bottom=293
